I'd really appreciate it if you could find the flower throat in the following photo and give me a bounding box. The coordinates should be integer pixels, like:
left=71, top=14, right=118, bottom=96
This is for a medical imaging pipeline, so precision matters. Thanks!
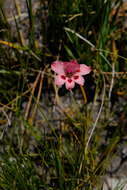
left=64, top=61, right=80, bottom=77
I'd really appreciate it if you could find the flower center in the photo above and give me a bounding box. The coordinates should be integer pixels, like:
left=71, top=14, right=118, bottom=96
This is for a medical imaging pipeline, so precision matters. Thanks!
left=64, top=61, right=80, bottom=78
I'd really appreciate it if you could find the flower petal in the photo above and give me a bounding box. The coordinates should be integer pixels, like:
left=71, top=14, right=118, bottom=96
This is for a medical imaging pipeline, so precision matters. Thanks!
left=73, top=75, right=84, bottom=86
left=55, top=75, right=66, bottom=86
left=79, top=64, right=91, bottom=75
left=70, top=60, right=78, bottom=65
left=65, top=78, right=75, bottom=90
left=51, top=61, right=65, bottom=74
left=64, top=60, right=80, bottom=74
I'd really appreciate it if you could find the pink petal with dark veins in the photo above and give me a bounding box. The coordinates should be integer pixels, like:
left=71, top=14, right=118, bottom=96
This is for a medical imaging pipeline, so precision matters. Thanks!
left=65, top=78, right=75, bottom=90
left=73, top=75, right=85, bottom=85
left=55, top=75, right=66, bottom=86
left=79, top=64, right=91, bottom=75
left=51, top=61, right=65, bottom=74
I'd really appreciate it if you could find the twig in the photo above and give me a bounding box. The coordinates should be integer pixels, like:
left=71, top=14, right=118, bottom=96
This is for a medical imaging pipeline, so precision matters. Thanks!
left=0, top=87, right=32, bottom=111
left=30, top=70, right=45, bottom=124
left=101, top=71, right=127, bottom=75
left=14, top=0, right=25, bottom=45
left=109, top=40, right=117, bottom=108
left=0, top=109, right=11, bottom=126
left=108, top=62, right=115, bottom=108
left=96, top=48, right=127, bottom=62
left=65, top=13, right=83, bottom=23
left=0, top=109, right=11, bottom=140
left=25, top=71, right=41, bottom=120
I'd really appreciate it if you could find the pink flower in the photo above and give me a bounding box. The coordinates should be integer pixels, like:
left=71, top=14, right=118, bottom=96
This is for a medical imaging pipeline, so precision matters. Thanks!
left=51, top=60, right=91, bottom=90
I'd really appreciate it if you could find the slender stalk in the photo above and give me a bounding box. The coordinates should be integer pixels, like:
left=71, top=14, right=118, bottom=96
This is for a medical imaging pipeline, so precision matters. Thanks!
left=85, top=75, right=106, bottom=154
left=80, top=85, right=87, bottom=104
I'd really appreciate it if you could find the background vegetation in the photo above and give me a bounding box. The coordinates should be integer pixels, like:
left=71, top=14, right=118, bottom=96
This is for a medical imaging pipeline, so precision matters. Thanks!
left=0, top=0, right=127, bottom=189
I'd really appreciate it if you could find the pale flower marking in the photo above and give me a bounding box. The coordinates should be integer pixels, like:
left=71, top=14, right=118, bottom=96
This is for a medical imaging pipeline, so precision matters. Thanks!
left=51, top=60, right=91, bottom=90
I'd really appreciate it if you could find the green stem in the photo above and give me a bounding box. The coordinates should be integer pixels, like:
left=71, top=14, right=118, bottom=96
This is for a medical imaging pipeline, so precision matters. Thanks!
left=80, top=85, right=87, bottom=104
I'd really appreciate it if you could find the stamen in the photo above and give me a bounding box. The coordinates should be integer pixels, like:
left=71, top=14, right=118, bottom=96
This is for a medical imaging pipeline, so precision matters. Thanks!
left=61, top=75, right=66, bottom=80
left=64, top=61, right=80, bottom=75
